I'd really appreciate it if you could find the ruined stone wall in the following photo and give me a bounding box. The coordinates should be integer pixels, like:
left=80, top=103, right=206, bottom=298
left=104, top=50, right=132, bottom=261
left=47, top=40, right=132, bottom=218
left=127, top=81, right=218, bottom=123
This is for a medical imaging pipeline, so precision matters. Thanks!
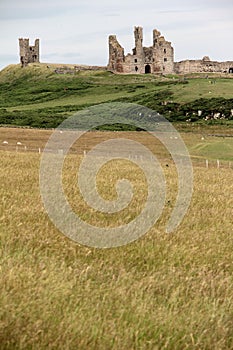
left=107, top=35, right=125, bottom=73
left=107, top=27, right=233, bottom=75
left=108, top=27, right=174, bottom=75
left=174, top=57, right=233, bottom=74
left=54, top=65, right=107, bottom=74
left=19, top=38, right=40, bottom=67
left=151, top=29, right=174, bottom=74
left=18, top=32, right=232, bottom=75
left=123, top=27, right=146, bottom=74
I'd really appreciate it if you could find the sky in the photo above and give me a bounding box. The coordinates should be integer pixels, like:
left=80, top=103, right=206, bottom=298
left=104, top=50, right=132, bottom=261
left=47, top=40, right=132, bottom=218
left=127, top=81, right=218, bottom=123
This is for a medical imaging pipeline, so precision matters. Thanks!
left=0, top=0, right=232, bottom=70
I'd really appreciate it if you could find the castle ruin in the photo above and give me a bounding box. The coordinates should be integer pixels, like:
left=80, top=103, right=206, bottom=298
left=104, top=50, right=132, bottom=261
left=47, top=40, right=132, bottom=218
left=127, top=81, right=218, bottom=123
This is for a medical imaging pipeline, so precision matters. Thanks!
left=108, top=26, right=174, bottom=74
left=174, top=56, right=233, bottom=74
left=19, top=38, right=40, bottom=67
left=18, top=28, right=233, bottom=74
left=108, top=27, right=233, bottom=75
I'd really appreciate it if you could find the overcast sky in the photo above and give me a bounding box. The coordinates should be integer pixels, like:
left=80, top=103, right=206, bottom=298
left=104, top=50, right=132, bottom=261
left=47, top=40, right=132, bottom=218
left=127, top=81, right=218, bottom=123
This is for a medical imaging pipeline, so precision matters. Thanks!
left=0, top=0, right=232, bottom=70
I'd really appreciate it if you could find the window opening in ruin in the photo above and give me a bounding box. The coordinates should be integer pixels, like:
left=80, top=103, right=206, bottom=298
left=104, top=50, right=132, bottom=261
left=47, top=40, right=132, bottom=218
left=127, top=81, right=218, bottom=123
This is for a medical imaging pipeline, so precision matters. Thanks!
left=135, top=66, right=138, bottom=72
left=229, top=68, right=233, bottom=73
left=164, top=49, right=166, bottom=54
left=164, top=58, right=167, bottom=62
left=145, top=64, right=151, bottom=74
left=134, top=59, right=137, bottom=63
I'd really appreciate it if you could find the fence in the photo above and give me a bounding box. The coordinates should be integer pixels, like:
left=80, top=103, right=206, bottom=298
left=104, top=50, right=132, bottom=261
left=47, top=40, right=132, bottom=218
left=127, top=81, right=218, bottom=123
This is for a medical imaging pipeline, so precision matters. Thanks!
left=1, top=143, right=232, bottom=170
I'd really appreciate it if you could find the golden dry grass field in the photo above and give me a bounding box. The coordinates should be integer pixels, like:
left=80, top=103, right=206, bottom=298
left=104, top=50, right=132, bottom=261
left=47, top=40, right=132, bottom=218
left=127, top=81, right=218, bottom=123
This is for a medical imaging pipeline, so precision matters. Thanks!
left=0, top=127, right=233, bottom=349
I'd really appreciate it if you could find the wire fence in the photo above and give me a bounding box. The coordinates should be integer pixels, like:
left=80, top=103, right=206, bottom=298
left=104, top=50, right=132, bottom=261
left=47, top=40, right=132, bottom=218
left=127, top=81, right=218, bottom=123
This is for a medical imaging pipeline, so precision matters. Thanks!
left=1, top=143, right=232, bottom=170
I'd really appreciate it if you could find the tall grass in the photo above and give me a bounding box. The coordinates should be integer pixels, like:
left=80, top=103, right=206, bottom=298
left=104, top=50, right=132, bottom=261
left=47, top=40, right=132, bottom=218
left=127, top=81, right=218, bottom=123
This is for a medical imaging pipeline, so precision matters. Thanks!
left=1, top=142, right=233, bottom=349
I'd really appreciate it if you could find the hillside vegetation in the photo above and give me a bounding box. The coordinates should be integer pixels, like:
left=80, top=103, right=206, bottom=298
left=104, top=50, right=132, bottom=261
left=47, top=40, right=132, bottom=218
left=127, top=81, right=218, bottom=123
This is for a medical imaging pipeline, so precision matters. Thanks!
left=0, top=63, right=232, bottom=129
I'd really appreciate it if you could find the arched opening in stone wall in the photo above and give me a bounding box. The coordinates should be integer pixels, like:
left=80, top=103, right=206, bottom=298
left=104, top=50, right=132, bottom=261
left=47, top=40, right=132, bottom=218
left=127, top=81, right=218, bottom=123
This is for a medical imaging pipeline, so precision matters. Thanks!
left=145, top=64, right=151, bottom=74
left=229, top=68, right=233, bottom=73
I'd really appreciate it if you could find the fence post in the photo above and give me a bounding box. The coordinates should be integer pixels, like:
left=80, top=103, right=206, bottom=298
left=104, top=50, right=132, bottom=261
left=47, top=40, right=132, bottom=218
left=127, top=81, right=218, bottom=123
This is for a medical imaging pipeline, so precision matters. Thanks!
left=206, top=159, right=208, bottom=169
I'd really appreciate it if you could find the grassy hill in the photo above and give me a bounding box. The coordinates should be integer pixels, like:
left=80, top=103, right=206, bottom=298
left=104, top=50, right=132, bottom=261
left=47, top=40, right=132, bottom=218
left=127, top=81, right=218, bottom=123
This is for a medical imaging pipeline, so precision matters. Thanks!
left=0, top=63, right=232, bottom=129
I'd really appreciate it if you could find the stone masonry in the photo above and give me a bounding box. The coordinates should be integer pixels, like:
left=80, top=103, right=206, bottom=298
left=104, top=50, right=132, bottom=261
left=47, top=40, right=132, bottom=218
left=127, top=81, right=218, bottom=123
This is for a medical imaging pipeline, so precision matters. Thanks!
left=174, top=56, right=233, bottom=74
left=108, top=27, right=233, bottom=75
left=19, top=38, right=40, bottom=67
left=18, top=29, right=233, bottom=74
left=108, top=26, right=174, bottom=74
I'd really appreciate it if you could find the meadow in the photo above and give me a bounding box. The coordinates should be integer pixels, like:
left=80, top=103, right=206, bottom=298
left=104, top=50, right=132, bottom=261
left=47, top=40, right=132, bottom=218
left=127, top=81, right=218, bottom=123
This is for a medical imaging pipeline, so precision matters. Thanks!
left=0, top=64, right=233, bottom=349
left=0, top=63, right=232, bottom=128
left=1, top=127, right=233, bottom=349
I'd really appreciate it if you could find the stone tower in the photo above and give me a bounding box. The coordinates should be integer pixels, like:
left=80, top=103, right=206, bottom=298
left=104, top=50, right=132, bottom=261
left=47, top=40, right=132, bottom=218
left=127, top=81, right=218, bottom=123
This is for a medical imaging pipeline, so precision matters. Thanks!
left=108, top=27, right=174, bottom=74
left=134, top=26, right=143, bottom=56
left=19, top=38, right=40, bottom=67
left=108, top=35, right=125, bottom=73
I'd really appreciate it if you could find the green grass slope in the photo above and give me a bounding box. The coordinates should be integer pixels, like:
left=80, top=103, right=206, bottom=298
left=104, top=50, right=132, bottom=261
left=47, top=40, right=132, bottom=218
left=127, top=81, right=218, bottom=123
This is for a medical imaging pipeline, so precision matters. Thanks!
left=0, top=63, right=232, bottom=128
